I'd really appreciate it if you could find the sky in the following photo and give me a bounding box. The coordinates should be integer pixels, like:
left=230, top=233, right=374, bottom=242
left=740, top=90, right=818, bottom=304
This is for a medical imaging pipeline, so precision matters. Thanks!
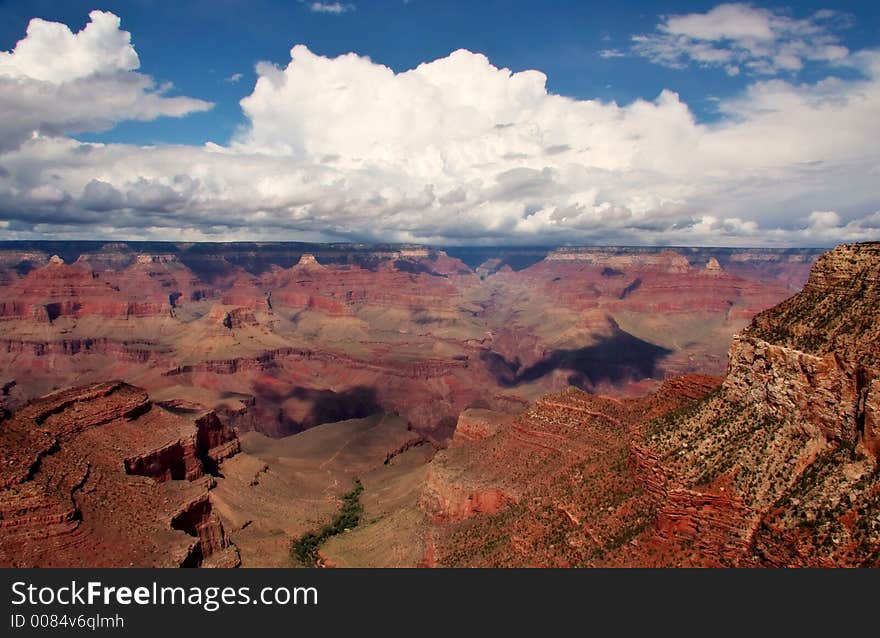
left=0, top=1, right=878, bottom=246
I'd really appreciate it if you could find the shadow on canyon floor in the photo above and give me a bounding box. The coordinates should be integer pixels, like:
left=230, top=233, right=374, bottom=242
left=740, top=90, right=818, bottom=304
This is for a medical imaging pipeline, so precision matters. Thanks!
left=482, top=327, right=672, bottom=390
left=252, top=381, right=383, bottom=435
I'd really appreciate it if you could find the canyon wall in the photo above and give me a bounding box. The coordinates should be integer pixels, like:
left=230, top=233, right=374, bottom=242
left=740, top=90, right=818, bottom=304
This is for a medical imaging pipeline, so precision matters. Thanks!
left=0, top=241, right=820, bottom=440
left=0, top=381, right=241, bottom=567
left=724, top=242, right=880, bottom=455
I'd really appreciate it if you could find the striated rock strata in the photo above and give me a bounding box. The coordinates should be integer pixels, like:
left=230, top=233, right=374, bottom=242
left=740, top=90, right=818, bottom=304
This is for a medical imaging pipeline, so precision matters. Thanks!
left=0, top=381, right=241, bottom=567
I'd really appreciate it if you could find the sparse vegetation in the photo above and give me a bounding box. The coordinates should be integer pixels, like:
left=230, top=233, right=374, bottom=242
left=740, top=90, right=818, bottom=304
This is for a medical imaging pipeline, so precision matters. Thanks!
left=291, top=478, right=364, bottom=567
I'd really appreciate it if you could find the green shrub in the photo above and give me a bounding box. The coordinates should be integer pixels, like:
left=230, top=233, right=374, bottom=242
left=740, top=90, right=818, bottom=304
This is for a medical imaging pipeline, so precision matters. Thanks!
left=291, top=478, right=364, bottom=567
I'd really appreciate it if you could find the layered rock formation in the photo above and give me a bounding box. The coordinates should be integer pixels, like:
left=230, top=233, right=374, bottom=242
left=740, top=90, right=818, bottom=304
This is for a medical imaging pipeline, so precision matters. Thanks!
left=725, top=337, right=863, bottom=443
left=320, top=243, right=880, bottom=567
left=588, top=243, right=880, bottom=566
left=725, top=243, right=880, bottom=454
left=315, top=374, right=720, bottom=567
left=0, top=241, right=818, bottom=439
left=2, top=242, right=875, bottom=568
left=0, top=382, right=241, bottom=567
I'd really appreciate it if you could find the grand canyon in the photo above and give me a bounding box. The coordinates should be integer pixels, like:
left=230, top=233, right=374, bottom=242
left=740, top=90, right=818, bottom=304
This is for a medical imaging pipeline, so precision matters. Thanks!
left=2, top=3, right=880, bottom=575
left=3, top=240, right=877, bottom=567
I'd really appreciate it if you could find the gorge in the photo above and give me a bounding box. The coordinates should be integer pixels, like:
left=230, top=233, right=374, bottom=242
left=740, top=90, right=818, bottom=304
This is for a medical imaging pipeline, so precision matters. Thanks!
left=5, top=241, right=877, bottom=567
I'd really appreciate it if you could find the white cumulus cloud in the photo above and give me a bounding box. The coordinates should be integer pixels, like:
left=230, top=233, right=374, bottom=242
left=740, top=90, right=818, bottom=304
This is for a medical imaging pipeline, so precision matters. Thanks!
left=0, top=10, right=212, bottom=152
left=0, top=9, right=879, bottom=247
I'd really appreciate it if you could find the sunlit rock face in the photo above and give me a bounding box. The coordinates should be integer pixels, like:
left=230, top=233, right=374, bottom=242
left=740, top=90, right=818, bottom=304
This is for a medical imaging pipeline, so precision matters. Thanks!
left=3, top=243, right=879, bottom=569
left=0, top=241, right=818, bottom=439
left=726, top=242, right=880, bottom=452
left=0, top=381, right=240, bottom=568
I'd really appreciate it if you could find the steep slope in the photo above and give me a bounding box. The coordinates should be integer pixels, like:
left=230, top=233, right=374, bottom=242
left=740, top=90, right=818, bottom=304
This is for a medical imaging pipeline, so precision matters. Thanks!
left=331, top=242, right=879, bottom=567
left=726, top=242, right=879, bottom=453
left=0, top=382, right=241, bottom=567
left=318, top=375, right=720, bottom=567
left=603, top=242, right=880, bottom=566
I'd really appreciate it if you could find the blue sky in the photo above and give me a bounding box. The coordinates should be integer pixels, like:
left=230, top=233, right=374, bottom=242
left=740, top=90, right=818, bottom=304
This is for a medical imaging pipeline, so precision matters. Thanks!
left=0, top=2, right=879, bottom=245
left=2, top=0, right=877, bottom=146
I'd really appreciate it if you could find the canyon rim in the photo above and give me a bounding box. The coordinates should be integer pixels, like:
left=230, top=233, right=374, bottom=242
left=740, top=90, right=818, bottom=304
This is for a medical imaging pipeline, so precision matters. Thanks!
left=2, top=1, right=880, bottom=573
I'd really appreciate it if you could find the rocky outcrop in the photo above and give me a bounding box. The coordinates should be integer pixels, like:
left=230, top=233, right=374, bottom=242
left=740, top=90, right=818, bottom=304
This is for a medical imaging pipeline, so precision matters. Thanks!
left=475, top=258, right=503, bottom=279
left=1, top=382, right=150, bottom=488
left=172, top=494, right=240, bottom=568
left=802, top=243, right=880, bottom=295
left=615, top=242, right=880, bottom=566
left=123, top=411, right=240, bottom=482
left=630, top=444, right=754, bottom=563
left=725, top=243, right=880, bottom=456
left=703, top=257, right=724, bottom=276
left=0, top=382, right=241, bottom=568
left=196, top=412, right=242, bottom=471
left=295, top=253, right=322, bottom=269
left=746, top=242, right=880, bottom=366
left=864, top=379, right=880, bottom=458
left=209, top=306, right=259, bottom=329
left=124, top=439, right=204, bottom=482
left=629, top=444, right=667, bottom=500
left=419, top=466, right=513, bottom=523
left=724, top=336, right=865, bottom=443
left=450, top=408, right=513, bottom=446
left=654, top=490, right=753, bottom=562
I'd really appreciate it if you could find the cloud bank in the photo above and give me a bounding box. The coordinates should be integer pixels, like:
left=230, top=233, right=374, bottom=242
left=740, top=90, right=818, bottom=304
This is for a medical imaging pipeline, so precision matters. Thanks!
left=0, top=8, right=878, bottom=246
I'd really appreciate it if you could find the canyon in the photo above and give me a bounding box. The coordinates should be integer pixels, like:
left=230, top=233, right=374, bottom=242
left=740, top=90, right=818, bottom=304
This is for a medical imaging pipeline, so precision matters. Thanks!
left=390, top=242, right=879, bottom=567
left=0, top=242, right=820, bottom=439
left=6, top=240, right=875, bottom=567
